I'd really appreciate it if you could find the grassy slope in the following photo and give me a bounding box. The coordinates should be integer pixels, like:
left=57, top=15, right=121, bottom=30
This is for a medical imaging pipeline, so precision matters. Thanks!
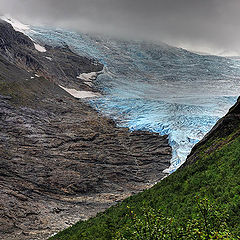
left=50, top=98, right=240, bottom=239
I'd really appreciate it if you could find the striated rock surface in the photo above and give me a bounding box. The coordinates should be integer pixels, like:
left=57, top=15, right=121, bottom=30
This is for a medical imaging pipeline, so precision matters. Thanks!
left=0, top=20, right=171, bottom=239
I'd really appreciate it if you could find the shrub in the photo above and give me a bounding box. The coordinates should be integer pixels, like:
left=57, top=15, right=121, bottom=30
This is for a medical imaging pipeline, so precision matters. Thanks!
left=115, top=197, right=239, bottom=240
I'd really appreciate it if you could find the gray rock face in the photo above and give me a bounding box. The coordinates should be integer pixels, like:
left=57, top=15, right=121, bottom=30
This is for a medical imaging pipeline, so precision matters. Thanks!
left=0, top=21, right=171, bottom=239
left=0, top=20, right=103, bottom=92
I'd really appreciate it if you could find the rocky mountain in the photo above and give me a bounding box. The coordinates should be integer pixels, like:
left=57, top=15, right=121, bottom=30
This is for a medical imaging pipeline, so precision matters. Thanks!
left=0, top=20, right=103, bottom=91
left=0, top=20, right=171, bottom=239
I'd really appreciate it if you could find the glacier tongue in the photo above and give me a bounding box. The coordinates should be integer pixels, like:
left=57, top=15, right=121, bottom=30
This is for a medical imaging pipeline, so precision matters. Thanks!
left=89, top=95, right=237, bottom=173
left=25, top=26, right=240, bottom=173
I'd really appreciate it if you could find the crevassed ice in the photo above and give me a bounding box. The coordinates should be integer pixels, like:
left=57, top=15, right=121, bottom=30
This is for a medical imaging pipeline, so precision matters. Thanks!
left=27, top=26, right=240, bottom=173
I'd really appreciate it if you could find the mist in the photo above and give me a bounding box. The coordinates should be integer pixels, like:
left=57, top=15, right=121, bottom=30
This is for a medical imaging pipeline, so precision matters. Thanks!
left=0, top=0, right=240, bottom=55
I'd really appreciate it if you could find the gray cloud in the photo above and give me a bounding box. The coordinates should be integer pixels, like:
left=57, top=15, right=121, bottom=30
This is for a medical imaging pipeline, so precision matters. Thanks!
left=0, top=0, right=240, bottom=55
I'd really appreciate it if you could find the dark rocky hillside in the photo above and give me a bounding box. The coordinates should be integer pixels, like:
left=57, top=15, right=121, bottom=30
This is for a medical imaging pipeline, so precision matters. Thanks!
left=0, top=20, right=103, bottom=91
left=0, top=21, right=171, bottom=239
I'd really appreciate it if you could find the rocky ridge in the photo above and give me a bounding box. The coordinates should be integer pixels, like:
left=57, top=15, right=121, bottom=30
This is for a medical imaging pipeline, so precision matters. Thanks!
left=0, top=20, right=103, bottom=91
left=0, top=20, right=171, bottom=239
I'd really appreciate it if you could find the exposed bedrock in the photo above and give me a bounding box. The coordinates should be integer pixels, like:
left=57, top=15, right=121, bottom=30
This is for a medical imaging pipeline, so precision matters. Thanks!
left=0, top=20, right=103, bottom=92
left=0, top=20, right=171, bottom=239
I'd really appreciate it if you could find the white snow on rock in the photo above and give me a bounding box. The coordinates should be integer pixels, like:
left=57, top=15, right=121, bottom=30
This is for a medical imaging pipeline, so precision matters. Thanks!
left=0, top=15, right=30, bottom=33
left=45, top=57, right=52, bottom=61
left=77, top=71, right=103, bottom=87
left=84, top=81, right=93, bottom=87
left=59, top=85, right=100, bottom=99
left=34, top=43, right=47, bottom=52
left=77, top=72, right=98, bottom=81
left=0, top=15, right=47, bottom=53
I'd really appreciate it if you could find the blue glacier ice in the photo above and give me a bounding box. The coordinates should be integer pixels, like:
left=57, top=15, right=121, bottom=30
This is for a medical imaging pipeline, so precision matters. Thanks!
left=27, top=27, right=240, bottom=173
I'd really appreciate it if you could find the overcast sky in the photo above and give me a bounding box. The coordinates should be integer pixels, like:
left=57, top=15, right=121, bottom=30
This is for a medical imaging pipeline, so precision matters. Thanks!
left=0, top=0, right=240, bottom=55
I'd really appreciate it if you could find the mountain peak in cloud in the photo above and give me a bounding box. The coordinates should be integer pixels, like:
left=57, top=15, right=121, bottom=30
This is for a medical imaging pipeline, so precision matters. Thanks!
left=0, top=0, right=239, bottom=55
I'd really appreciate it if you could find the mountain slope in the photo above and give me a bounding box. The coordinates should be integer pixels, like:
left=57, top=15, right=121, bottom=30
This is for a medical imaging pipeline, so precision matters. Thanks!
left=0, top=21, right=171, bottom=240
left=50, top=97, right=240, bottom=239
left=0, top=19, right=103, bottom=92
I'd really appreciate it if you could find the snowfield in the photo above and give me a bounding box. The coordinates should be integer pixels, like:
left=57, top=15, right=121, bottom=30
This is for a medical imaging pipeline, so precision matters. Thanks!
left=59, top=85, right=100, bottom=98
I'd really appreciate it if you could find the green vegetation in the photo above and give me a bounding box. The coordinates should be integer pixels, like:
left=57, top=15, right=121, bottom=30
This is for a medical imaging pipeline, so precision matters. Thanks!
left=116, top=198, right=237, bottom=240
left=50, top=119, right=240, bottom=239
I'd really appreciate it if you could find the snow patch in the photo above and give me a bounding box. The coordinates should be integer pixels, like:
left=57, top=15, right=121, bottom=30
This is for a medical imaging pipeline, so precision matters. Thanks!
left=34, top=43, right=46, bottom=52
left=77, top=72, right=98, bottom=81
left=45, top=57, right=52, bottom=61
left=77, top=71, right=102, bottom=87
left=0, top=15, right=46, bottom=53
left=59, top=85, right=100, bottom=98
left=0, top=15, right=30, bottom=33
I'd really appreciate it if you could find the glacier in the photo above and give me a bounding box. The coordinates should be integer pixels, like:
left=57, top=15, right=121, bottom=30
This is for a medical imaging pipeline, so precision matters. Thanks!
left=26, top=26, right=240, bottom=173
